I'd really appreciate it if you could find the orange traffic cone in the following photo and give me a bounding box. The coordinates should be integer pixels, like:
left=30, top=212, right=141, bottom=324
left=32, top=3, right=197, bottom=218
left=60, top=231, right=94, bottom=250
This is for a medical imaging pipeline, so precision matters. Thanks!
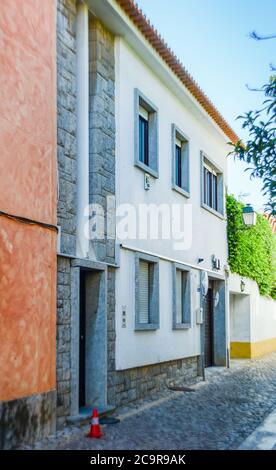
left=87, top=408, right=103, bottom=438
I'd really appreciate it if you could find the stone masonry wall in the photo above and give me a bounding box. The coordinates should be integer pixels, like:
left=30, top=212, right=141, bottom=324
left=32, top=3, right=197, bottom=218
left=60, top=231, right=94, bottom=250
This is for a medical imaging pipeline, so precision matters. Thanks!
left=89, top=18, right=116, bottom=264
left=56, top=4, right=117, bottom=428
left=56, top=257, right=72, bottom=428
left=57, top=0, right=77, bottom=256
left=56, top=0, right=77, bottom=428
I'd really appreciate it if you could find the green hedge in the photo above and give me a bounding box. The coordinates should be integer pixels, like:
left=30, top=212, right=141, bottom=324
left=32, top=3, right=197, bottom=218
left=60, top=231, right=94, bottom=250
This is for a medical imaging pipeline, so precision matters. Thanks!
left=226, top=194, right=276, bottom=298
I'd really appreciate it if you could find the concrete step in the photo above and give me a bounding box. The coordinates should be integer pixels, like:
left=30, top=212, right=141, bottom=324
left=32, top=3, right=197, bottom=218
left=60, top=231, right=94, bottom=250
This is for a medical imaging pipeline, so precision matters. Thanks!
left=67, top=405, right=116, bottom=426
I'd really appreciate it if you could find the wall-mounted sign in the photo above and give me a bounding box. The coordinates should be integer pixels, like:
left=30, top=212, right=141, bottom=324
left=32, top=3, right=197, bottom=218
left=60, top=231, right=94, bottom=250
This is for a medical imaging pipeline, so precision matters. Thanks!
left=211, top=255, right=221, bottom=271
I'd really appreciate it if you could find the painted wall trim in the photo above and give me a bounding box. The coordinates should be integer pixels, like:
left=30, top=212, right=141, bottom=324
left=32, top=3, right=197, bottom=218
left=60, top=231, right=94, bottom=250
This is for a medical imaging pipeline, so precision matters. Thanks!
left=231, top=339, right=276, bottom=359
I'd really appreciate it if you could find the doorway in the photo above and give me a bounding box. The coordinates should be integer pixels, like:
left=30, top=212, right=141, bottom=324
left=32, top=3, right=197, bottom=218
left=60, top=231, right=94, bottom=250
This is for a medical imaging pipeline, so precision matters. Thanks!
left=200, top=276, right=227, bottom=369
left=76, top=268, right=107, bottom=412
left=79, top=271, right=86, bottom=408
left=204, top=287, right=214, bottom=367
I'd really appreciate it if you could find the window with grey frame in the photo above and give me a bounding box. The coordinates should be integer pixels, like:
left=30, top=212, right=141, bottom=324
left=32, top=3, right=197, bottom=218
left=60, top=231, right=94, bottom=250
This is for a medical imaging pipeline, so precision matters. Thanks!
left=135, top=253, right=159, bottom=330
left=203, top=164, right=218, bottom=211
left=172, top=124, right=190, bottom=196
left=139, top=105, right=149, bottom=167
left=134, top=89, right=159, bottom=178
left=172, top=264, right=191, bottom=329
left=201, top=153, right=224, bottom=216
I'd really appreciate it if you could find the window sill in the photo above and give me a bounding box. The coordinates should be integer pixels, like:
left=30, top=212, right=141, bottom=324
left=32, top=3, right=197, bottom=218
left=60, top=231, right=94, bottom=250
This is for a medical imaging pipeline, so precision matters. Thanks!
left=134, top=160, right=159, bottom=179
left=172, top=184, right=190, bottom=199
left=173, top=323, right=191, bottom=330
left=135, top=323, right=159, bottom=331
left=201, top=202, right=225, bottom=220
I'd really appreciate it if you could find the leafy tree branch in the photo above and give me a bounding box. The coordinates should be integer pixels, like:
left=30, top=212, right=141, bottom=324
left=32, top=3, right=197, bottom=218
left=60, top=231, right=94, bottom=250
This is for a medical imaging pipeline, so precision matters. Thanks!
left=229, top=76, right=276, bottom=214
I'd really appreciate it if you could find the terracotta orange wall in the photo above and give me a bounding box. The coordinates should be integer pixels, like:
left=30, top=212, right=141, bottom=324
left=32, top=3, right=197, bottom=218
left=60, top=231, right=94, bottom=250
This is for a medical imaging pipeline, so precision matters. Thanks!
left=0, top=0, right=57, bottom=401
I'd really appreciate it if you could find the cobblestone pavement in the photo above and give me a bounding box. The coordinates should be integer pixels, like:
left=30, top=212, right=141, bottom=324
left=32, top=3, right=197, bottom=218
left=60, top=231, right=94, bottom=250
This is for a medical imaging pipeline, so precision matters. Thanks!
left=23, top=353, right=276, bottom=450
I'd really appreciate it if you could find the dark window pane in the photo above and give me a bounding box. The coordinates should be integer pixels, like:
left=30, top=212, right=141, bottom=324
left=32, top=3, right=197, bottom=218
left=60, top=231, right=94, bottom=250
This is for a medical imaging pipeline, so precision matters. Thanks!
left=208, top=171, right=212, bottom=207
left=204, top=167, right=207, bottom=204
left=139, top=116, right=144, bottom=163
left=205, top=168, right=210, bottom=206
left=175, top=145, right=182, bottom=188
left=139, top=115, right=149, bottom=166
left=213, top=174, right=218, bottom=211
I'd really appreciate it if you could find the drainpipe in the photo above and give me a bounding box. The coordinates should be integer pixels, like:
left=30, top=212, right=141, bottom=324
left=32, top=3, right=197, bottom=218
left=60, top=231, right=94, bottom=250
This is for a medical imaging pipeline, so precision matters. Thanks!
left=76, top=1, right=89, bottom=259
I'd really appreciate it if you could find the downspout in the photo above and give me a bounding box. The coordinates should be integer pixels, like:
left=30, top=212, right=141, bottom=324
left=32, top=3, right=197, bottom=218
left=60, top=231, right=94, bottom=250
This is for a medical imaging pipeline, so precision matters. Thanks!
left=76, top=1, right=89, bottom=259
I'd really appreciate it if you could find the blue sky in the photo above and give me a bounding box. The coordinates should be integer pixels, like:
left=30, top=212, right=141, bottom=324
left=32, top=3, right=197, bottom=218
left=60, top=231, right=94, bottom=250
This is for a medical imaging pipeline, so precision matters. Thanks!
left=136, top=0, right=276, bottom=211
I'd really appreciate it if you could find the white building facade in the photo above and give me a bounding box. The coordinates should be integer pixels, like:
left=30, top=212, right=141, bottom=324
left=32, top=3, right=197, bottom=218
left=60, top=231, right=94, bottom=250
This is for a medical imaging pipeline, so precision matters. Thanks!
left=115, top=35, right=229, bottom=373
left=56, top=0, right=238, bottom=425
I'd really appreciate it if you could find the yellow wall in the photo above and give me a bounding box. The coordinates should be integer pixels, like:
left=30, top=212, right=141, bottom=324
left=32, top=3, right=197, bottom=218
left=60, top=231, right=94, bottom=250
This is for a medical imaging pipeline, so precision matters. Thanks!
left=231, top=338, right=276, bottom=359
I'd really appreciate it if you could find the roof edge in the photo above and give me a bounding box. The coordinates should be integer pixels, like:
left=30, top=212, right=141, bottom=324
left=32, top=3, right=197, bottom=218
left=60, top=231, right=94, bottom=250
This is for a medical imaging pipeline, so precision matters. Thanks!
left=116, top=0, right=239, bottom=144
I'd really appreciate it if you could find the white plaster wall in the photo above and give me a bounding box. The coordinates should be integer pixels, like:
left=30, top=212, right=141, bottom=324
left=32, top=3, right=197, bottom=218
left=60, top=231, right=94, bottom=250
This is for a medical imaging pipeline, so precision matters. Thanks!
left=250, top=293, right=276, bottom=343
left=115, top=250, right=201, bottom=370
left=229, top=293, right=251, bottom=342
left=115, top=38, right=228, bottom=269
left=229, top=273, right=276, bottom=343
left=115, top=37, right=229, bottom=369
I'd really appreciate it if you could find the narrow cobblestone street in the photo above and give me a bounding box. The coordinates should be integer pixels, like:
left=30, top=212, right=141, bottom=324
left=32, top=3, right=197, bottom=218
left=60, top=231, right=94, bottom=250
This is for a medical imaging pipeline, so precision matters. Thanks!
left=23, top=353, right=276, bottom=450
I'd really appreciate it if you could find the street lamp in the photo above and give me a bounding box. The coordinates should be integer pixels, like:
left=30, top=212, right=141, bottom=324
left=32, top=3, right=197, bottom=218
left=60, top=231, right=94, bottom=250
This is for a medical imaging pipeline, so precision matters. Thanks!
left=242, top=204, right=257, bottom=227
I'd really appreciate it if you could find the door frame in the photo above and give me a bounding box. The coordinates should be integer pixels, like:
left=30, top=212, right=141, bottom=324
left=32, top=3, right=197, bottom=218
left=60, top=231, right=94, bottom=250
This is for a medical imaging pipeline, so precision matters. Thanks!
left=79, top=270, right=86, bottom=407
left=70, top=259, right=107, bottom=417
left=199, top=271, right=227, bottom=375
left=204, top=286, right=214, bottom=367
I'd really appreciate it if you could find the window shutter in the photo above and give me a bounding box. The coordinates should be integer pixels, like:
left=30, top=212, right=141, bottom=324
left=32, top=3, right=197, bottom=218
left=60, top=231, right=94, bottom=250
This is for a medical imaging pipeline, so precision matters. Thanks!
left=139, top=261, right=150, bottom=323
left=176, top=269, right=183, bottom=324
